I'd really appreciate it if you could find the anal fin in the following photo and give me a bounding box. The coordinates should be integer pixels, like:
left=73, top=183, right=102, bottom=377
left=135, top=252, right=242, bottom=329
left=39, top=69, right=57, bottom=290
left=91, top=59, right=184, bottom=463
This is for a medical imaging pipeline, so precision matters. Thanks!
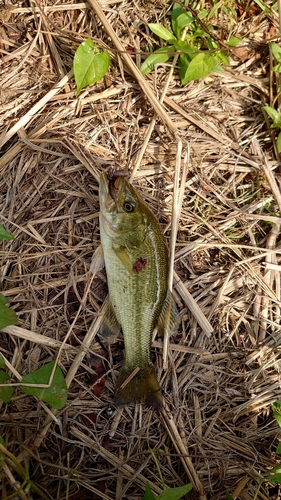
left=99, top=297, right=121, bottom=341
left=157, top=290, right=179, bottom=338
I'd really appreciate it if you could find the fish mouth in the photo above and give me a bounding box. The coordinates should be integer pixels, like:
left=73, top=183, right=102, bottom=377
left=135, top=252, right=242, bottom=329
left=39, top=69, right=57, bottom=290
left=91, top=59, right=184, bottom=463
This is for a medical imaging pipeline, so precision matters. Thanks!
left=99, top=171, right=129, bottom=213
left=108, top=170, right=128, bottom=202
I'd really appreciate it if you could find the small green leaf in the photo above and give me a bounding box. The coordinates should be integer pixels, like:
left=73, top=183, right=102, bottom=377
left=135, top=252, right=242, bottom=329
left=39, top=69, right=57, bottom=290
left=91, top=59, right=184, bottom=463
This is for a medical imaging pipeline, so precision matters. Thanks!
left=198, top=9, right=208, bottom=19
left=143, top=483, right=157, bottom=500
left=225, top=493, right=235, bottom=500
left=0, top=436, right=5, bottom=465
left=276, top=442, right=281, bottom=454
left=272, top=401, right=281, bottom=426
left=158, top=484, right=193, bottom=500
left=266, top=472, right=281, bottom=484
left=270, top=42, right=281, bottom=63
left=0, top=293, right=18, bottom=329
left=140, top=46, right=175, bottom=75
left=74, top=38, right=110, bottom=97
left=0, top=225, right=15, bottom=242
left=216, top=50, right=230, bottom=66
left=179, top=53, right=215, bottom=85
left=264, top=106, right=280, bottom=123
left=272, top=63, right=281, bottom=73
left=172, top=2, right=184, bottom=34
left=227, top=37, right=241, bottom=47
left=0, top=370, right=14, bottom=403
left=21, top=361, right=68, bottom=409
left=148, top=24, right=177, bottom=43
left=174, top=40, right=195, bottom=55
left=173, top=12, right=194, bottom=39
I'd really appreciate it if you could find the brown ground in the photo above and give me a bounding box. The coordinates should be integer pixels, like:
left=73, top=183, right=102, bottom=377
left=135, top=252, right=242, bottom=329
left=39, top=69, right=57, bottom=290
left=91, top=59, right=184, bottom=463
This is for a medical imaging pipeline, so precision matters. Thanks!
left=1, top=0, right=281, bottom=499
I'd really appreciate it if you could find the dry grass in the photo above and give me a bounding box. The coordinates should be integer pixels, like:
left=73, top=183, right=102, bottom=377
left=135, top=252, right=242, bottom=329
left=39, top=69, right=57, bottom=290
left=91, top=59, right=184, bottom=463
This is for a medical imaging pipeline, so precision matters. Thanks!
left=1, top=0, right=281, bottom=499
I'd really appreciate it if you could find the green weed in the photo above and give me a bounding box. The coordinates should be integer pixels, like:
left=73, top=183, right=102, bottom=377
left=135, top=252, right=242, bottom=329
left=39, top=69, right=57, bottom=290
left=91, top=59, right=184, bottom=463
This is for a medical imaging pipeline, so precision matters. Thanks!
left=140, top=1, right=240, bottom=84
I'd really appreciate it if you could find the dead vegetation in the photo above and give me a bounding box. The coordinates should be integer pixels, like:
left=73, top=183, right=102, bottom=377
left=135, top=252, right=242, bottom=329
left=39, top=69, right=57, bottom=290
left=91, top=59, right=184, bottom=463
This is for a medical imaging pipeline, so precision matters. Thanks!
left=1, top=0, right=281, bottom=499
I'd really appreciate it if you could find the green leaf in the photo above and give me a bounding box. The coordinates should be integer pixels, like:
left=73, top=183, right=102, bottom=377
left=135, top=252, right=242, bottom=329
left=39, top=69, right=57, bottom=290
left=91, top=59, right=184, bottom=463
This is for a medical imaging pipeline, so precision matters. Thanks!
left=173, top=12, right=194, bottom=39
left=251, top=0, right=270, bottom=12
left=227, top=37, right=241, bottom=47
left=0, top=370, right=14, bottom=403
left=171, top=2, right=184, bottom=35
left=140, top=46, right=175, bottom=75
left=264, top=106, right=280, bottom=123
left=198, top=9, right=208, bottom=19
left=74, top=38, right=110, bottom=97
left=148, top=24, right=177, bottom=43
left=179, top=53, right=215, bottom=85
left=216, top=50, right=230, bottom=66
left=143, top=483, right=157, bottom=500
left=266, top=472, right=281, bottom=484
left=174, top=40, right=195, bottom=55
left=270, top=42, right=281, bottom=63
left=158, top=484, right=193, bottom=500
left=0, top=293, right=18, bottom=329
left=272, top=401, right=281, bottom=426
left=0, top=225, right=15, bottom=242
left=21, top=361, right=68, bottom=409
left=0, top=436, right=5, bottom=466
left=225, top=493, right=235, bottom=500
left=272, top=63, right=281, bottom=73
left=276, top=442, right=281, bottom=454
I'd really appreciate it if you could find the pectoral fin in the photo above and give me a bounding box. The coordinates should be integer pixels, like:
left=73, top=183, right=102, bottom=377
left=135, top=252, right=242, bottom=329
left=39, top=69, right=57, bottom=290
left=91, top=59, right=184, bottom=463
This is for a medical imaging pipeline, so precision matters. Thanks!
left=113, top=246, right=132, bottom=274
left=99, top=297, right=121, bottom=341
left=90, top=245, right=104, bottom=276
left=157, top=291, right=179, bottom=337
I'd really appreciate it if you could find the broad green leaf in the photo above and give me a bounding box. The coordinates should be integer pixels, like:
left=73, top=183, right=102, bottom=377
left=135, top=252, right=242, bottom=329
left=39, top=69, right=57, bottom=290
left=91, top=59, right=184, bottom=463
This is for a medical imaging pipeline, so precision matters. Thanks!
left=277, top=132, right=281, bottom=152
left=158, top=484, right=193, bottom=500
left=140, top=46, right=175, bottom=75
left=173, top=12, right=194, bottom=39
left=227, top=37, right=241, bottom=47
left=269, top=42, right=281, bottom=62
left=0, top=354, right=5, bottom=369
left=179, top=53, right=214, bottom=85
left=143, top=482, right=157, bottom=500
left=74, top=38, right=110, bottom=97
left=0, top=293, right=18, bottom=329
left=0, top=436, right=5, bottom=465
left=264, top=106, right=280, bottom=123
left=148, top=24, right=176, bottom=43
left=21, top=361, right=68, bottom=409
left=0, top=370, right=14, bottom=403
left=276, top=442, right=281, bottom=454
left=0, top=225, right=15, bottom=242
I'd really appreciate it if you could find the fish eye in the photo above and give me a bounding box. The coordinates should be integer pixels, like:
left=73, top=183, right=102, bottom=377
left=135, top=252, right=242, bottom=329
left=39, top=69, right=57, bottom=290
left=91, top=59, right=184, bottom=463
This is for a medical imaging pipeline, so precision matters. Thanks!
left=123, top=201, right=135, bottom=213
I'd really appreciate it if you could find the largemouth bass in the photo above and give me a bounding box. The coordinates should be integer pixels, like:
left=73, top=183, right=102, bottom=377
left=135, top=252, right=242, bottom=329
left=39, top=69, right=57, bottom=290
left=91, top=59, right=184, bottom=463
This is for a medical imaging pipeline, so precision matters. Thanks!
left=99, top=171, right=177, bottom=408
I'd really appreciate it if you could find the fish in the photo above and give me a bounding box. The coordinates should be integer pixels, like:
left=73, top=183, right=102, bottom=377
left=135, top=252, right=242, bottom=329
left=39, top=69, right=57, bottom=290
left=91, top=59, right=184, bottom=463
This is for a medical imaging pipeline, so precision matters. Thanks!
left=99, top=171, right=177, bottom=409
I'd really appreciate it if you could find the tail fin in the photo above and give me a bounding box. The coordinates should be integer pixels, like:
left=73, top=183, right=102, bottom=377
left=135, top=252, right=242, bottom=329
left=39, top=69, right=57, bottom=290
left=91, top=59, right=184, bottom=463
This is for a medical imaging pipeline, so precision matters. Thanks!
left=114, top=364, right=162, bottom=409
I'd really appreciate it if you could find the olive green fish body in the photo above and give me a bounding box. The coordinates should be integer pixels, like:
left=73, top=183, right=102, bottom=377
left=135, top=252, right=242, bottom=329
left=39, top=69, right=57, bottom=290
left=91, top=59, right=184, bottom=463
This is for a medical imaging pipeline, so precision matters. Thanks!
left=99, top=172, right=174, bottom=408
